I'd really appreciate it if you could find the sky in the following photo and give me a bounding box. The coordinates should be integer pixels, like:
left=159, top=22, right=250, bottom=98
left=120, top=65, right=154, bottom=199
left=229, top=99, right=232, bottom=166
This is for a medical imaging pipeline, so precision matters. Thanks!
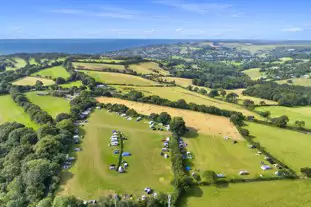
left=1, top=0, right=311, bottom=40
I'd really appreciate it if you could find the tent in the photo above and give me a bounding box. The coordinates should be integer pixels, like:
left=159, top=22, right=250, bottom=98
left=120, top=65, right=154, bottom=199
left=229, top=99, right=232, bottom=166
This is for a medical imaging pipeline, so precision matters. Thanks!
left=122, top=152, right=131, bottom=156
left=185, top=166, right=191, bottom=171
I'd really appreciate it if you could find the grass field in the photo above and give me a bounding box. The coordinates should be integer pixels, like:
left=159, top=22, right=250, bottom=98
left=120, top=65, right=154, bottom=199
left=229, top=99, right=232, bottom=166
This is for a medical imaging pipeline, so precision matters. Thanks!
left=29, top=58, right=38, bottom=65
left=59, top=109, right=173, bottom=199
left=6, top=57, right=27, bottom=70
left=76, top=59, right=125, bottom=64
left=33, top=65, right=70, bottom=79
left=162, top=77, right=194, bottom=87
left=129, top=62, right=169, bottom=75
left=12, top=76, right=55, bottom=86
left=179, top=180, right=311, bottom=207
left=184, top=133, right=275, bottom=179
left=226, top=89, right=278, bottom=105
left=279, top=57, right=293, bottom=62
left=81, top=71, right=157, bottom=85
left=97, top=97, right=242, bottom=140
left=60, top=81, right=83, bottom=88
left=115, top=86, right=260, bottom=118
left=256, top=106, right=311, bottom=129
left=26, top=92, right=70, bottom=118
left=0, top=95, right=39, bottom=129
left=73, top=62, right=125, bottom=71
left=244, top=122, right=311, bottom=174
left=242, top=68, right=263, bottom=80
left=276, top=78, right=311, bottom=87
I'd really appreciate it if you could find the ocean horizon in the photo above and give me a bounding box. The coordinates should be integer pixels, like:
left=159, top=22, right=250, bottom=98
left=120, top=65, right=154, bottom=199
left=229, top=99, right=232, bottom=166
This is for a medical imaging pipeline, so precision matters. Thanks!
left=0, top=39, right=196, bottom=55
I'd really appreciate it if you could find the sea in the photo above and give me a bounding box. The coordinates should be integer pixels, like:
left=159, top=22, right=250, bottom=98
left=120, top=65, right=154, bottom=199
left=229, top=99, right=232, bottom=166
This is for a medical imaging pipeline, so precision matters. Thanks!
left=0, top=39, right=193, bottom=55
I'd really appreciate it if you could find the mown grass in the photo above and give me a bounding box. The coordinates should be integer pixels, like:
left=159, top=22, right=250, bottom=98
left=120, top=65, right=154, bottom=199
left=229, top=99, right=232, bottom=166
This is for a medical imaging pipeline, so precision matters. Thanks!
left=33, top=65, right=70, bottom=79
left=60, top=81, right=83, bottom=88
left=242, top=68, right=262, bottom=80
left=0, top=95, right=39, bottom=129
left=179, top=180, right=311, bottom=207
left=12, top=76, right=55, bottom=86
left=129, top=62, right=169, bottom=75
left=256, top=105, right=311, bottom=129
left=26, top=92, right=70, bottom=118
left=244, top=121, right=311, bottom=174
left=59, top=109, right=173, bottom=199
left=81, top=71, right=157, bottom=85
left=73, top=62, right=125, bottom=71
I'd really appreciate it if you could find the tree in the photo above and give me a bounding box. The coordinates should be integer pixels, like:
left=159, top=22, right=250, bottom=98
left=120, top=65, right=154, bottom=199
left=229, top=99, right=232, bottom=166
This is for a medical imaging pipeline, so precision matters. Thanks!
left=157, top=112, right=171, bottom=125
left=199, top=88, right=207, bottom=95
left=260, top=111, right=270, bottom=120
left=37, top=124, right=59, bottom=139
left=149, top=113, right=159, bottom=121
left=203, top=170, right=217, bottom=184
left=35, top=80, right=43, bottom=86
left=56, top=119, right=75, bottom=133
left=271, top=115, right=289, bottom=128
left=220, top=90, right=227, bottom=97
left=301, top=167, right=311, bottom=177
left=55, top=77, right=66, bottom=85
left=208, top=89, right=219, bottom=98
left=170, top=117, right=187, bottom=136
left=126, top=108, right=139, bottom=117
left=56, top=113, right=71, bottom=122
left=225, top=92, right=239, bottom=103
left=295, top=120, right=305, bottom=129
left=52, top=196, right=85, bottom=207
left=230, top=114, right=243, bottom=126
left=240, top=128, right=249, bottom=136
left=243, top=99, right=255, bottom=110
left=259, top=101, right=266, bottom=106
left=37, top=197, right=53, bottom=207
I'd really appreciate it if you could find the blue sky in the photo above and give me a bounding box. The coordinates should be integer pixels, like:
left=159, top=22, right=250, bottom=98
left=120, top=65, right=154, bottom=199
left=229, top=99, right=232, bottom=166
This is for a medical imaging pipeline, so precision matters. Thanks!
left=1, top=0, right=311, bottom=39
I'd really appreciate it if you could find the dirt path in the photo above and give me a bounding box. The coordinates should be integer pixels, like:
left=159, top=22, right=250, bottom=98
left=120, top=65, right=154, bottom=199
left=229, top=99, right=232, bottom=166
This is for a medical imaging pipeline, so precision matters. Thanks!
left=97, top=97, right=243, bottom=140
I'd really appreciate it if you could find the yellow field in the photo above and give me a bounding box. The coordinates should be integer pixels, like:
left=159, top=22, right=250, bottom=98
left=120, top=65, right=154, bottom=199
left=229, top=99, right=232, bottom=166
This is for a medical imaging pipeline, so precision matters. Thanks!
left=115, top=86, right=260, bottom=118
left=12, top=76, right=55, bottom=86
left=226, top=89, right=278, bottom=105
left=73, top=62, right=125, bottom=71
left=81, top=71, right=158, bottom=85
left=97, top=97, right=242, bottom=140
left=129, top=62, right=169, bottom=75
left=161, top=77, right=193, bottom=87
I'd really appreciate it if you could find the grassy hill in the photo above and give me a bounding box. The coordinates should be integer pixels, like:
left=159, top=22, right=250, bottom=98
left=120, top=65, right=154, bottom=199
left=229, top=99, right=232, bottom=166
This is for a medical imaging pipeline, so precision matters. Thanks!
left=73, top=62, right=125, bottom=71
left=33, top=65, right=70, bottom=79
left=12, top=76, right=55, bottom=86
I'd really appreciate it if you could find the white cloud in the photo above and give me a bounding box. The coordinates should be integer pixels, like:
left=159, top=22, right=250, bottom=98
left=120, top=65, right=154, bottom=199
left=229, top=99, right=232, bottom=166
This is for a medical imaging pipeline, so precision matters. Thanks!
left=281, top=27, right=303, bottom=32
left=154, top=0, right=231, bottom=14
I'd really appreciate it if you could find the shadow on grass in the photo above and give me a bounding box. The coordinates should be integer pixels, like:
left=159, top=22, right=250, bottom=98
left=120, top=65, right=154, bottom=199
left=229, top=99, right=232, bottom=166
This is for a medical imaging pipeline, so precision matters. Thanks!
left=57, top=171, right=75, bottom=193
left=177, top=186, right=203, bottom=207
left=183, top=127, right=199, bottom=139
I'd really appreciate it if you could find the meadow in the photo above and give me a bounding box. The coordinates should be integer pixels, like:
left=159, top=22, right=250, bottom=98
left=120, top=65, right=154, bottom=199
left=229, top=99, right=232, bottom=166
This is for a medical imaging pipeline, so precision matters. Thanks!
left=276, top=78, right=311, bottom=87
left=6, top=57, right=27, bottom=70
left=244, top=122, right=311, bottom=173
left=255, top=105, right=311, bottom=129
left=33, top=65, right=70, bottom=79
left=59, top=109, right=173, bottom=199
left=0, top=95, right=39, bottom=129
left=226, top=89, right=278, bottom=105
left=76, top=58, right=125, bottom=63
left=116, top=86, right=260, bottom=118
left=73, top=62, right=125, bottom=71
left=179, top=180, right=311, bottom=207
left=26, top=92, right=70, bottom=118
left=12, top=76, right=55, bottom=86
left=80, top=71, right=158, bottom=85
left=29, top=58, right=38, bottom=65
left=97, top=97, right=242, bottom=140
left=60, top=81, right=83, bottom=88
left=161, top=77, right=194, bottom=87
left=242, top=68, right=263, bottom=80
left=129, top=62, right=169, bottom=75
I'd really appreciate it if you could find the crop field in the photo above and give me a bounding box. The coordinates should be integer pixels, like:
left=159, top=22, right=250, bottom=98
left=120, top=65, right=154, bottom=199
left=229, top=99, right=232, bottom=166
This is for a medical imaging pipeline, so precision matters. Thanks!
left=129, top=62, right=169, bottom=75
left=81, top=71, right=157, bottom=85
left=276, top=78, right=311, bottom=87
left=12, top=76, right=55, bottom=86
left=59, top=109, right=173, bottom=199
left=60, top=81, right=83, bottom=88
left=279, top=57, right=293, bottom=62
left=26, top=92, right=70, bottom=118
left=242, top=68, right=263, bottom=80
left=6, top=57, right=27, bottom=70
left=97, top=97, right=242, bottom=140
left=73, top=62, right=125, bottom=71
left=226, top=89, right=278, bottom=105
left=185, top=133, right=275, bottom=179
left=33, top=65, right=70, bottom=79
left=76, top=59, right=125, bottom=63
left=116, top=86, right=260, bottom=118
left=256, top=105, right=311, bottom=129
left=180, top=180, right=311, bottom=207
left=161, top=77, right=194, bottom=87
left=0, top=95, right=39, bottom=129
left=244, top=122, right=311, bottom=173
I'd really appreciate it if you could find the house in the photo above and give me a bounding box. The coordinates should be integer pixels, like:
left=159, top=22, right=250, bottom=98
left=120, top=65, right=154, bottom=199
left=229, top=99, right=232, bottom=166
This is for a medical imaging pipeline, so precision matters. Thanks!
left=239, top=170, right=249, bottom=175
left=261, top=165, right=272, bottom=170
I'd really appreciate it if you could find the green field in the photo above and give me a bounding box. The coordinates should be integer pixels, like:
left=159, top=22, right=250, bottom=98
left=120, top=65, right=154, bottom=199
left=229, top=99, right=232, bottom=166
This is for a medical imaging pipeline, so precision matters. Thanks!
left=276, top=78, right=311, bottom=87
left=242, top=68, right=263, bottom=80
left=244, top=122, right=311, bottom=173
left=26, top=92, right=70, bottom=118
left=59, top=109, right=173, bottom=199
left=12, top=76, right=55, bottom=86
left=184, top=133, right=275, bottom=179
left=226, top=89, right=278, bottom=105
left=129, top=62, right=169, bottom=75
left=256, top=106, right=311, bottom=129
left=0, top=95, right=39, bottom=129
left=76, top=59, right=125, bottom=64
left=180, top=180, right=311, bottom=207
left=162, top=77, right=194, bottom=87
left=279, top=57, right=293, bottom=62
left=6, top=57, right=27, bottom=70
left=116, top=86, right=260, bottom=118
left=33, top=65, right=70, bottom=79
left=60, top=81, right=83, bottom=88
left=29, top=58, right=38, bottom=65
left=81, top=71, right=158, bottom=85
left=73, top=62, right=125, bottom=71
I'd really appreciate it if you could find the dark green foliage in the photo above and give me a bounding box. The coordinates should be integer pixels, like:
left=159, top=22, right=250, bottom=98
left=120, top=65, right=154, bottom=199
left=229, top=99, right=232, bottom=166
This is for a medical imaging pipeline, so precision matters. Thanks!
left=243, top=99, right=255, bottom=110
left=37, top=123, right=59, bottom=139
left=295, top=120, right=305, bottom=129
left=149, top=113, right=159, bottom=121
left=203, top=170, right=217, bottom=184
left=52, top=196, right=86, bottom=207
left=225, top=92, right=239, bottom=103
left=157, top=112, right=171, bottom=125
left=271, top=115, right=289, bottom=128
left=56, top=113, right=71, bottom=122
left=126, top=108, right=139, bottom=117
left=301, top=167, right=311, bottom=177
left=230, top=114, right=243, bottom=126
left=170, top=117, right=187, bottom=136
left=208, top=89, right=219, bottom=98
